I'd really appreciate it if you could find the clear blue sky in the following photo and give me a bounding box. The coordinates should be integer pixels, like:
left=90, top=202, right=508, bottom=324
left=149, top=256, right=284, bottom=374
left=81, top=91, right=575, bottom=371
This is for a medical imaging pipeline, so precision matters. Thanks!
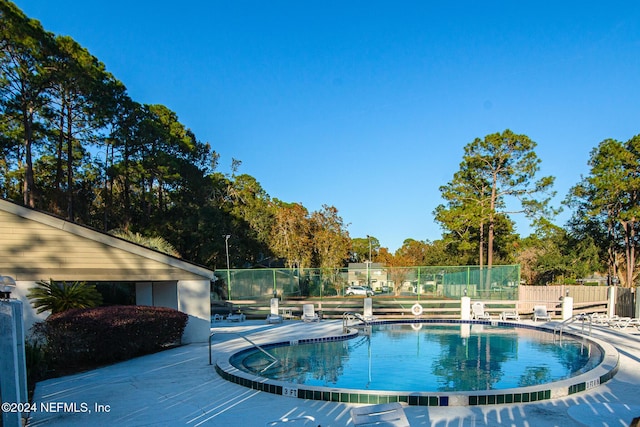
left=14, top=1, right=640, bottom=251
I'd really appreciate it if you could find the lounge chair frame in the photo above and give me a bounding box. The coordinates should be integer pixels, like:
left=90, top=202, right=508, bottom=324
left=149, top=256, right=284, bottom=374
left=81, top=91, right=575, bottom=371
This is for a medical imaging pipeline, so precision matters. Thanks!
left=532, top=305, right=551, bottom=322
left=301, top=303, right=320, bottom=322
left=471, top=302, right=492, bottom=320
left=351, top=402, right=410, bottom=427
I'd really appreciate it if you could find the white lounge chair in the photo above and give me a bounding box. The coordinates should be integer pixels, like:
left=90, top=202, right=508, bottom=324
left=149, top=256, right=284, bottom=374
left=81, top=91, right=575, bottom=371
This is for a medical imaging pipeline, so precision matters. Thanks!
left=500, top=309, right=520, bottom=321
left=266, top=298, right=284, bottom=324
left=472, top=302, right=492, bottom=320
left=590, top=313, right=613, bottom=325
left=265, top=415, right=316, bottom=426
left=301, top=303, right=320, bottom=322
left=351, top=402, right=410, bottom=427
left=532, top=305, right=551, bottom=322
left=227, top=311, right=246, bottom=322
left=608, top=317, right=640, bottom=330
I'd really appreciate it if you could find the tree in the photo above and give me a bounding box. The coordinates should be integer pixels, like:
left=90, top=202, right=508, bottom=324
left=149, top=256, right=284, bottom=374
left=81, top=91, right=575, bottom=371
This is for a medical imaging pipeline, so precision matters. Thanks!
left=567, top=136, right=640, bottom=287
left=415, top=239, right=458, bottom=266
left=270, top=201, right=312, bottom=270
left=436, top=130, right=556, bottom=270
left=350, top=236, right=380, bottom=263
left=376, top=247, right=411, bottom=295
left=27, top=279, right=102, bottom=314
left=227, top=173, right=274, bottom=249
left=0, top=2, right=55, bottom=207
left=516, top=221, right=603, bottom=285
left=310, top=205, right=351, bottom=269
left=435, top=165, right=492, bottom=267
left=310, top=205, right=350, bottom=293
left=44, top=35, right=123, bottom=221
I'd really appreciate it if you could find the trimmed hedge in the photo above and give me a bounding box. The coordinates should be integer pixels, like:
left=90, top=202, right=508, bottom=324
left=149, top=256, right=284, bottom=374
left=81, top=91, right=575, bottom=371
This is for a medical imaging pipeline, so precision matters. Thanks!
left=34, top=305, right=188, bottom=368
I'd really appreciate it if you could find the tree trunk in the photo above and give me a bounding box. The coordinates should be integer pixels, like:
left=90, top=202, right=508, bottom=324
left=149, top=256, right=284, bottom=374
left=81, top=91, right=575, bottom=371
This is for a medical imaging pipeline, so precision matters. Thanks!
left=479, top=221, right=484, bottom=269
left=22, top=106, right=36, bottom=208
left=622, top=219, right=635, bottom=287
left=66, top=103, right=74, bottom=221
left=486, top=175, right=497, bottom=288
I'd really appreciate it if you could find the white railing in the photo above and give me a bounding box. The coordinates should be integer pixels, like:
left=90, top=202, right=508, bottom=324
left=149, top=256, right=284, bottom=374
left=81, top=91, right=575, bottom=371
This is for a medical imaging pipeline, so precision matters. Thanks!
left=209, top=331, right=279, bottom=372
left=554, top=313, right=593, bottom=340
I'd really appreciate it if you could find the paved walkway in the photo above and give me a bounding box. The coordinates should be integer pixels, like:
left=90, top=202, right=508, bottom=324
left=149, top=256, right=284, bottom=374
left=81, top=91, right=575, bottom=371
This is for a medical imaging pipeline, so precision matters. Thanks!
left=28, top=319, right=640, bottom=427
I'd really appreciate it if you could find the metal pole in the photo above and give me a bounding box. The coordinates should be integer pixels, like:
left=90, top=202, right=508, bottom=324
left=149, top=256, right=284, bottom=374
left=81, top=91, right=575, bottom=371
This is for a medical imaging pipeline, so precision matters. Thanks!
left=224, top=235, right=231, bottom=300
left=209, top=332, right=214, bottom=365
left=273, top=269, right=277, bottom=298
left=367, top=235, right=372, bottom=288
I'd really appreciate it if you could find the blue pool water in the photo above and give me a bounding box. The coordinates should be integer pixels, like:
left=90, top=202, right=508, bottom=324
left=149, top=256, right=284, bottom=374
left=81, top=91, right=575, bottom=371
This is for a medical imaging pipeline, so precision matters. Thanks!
left=231, top=323, right=602, bottom=392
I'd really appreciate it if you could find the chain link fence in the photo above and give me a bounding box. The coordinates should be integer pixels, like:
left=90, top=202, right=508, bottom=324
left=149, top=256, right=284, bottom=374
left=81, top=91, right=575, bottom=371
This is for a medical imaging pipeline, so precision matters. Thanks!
left=213, top=265, right=520, bottom=301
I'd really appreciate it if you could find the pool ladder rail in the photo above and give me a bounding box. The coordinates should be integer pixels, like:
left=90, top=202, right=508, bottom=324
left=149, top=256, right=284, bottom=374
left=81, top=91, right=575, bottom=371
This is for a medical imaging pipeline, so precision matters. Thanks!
left=554, top=313, right=593, bottom=340
left=209, top=330, right=280, bottom=372
left=343, top=311, right=369, bottom=333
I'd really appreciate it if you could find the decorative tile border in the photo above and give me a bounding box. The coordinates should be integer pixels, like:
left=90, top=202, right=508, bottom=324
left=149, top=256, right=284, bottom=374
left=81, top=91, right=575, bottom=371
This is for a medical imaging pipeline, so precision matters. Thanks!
left=216, top=320, right=619, bottom=407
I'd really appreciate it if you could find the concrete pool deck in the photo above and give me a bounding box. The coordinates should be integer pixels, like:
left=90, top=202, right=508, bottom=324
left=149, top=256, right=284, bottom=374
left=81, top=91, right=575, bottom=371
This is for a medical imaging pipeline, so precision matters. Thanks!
left=28, top=319, right=640, bottom=427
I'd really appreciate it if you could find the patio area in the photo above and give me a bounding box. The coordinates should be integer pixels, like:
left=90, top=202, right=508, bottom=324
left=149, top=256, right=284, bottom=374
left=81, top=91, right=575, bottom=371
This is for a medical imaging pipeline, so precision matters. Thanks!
left=28, top=319, right=640, bottom=426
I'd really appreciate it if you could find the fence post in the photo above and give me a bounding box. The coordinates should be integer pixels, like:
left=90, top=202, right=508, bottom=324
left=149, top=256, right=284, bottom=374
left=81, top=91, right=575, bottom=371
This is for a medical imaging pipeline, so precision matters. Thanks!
left=461, top=296, right=471, bottom=320
left=607, top=286, right=616, bottom=317
left=562, top=296, right=573, bottom=320
left=273, top=269, right=277, bottom=297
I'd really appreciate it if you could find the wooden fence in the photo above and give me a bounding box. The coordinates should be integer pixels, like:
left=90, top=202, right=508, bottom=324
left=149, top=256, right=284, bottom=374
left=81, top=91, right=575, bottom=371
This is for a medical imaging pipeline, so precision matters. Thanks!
left=517, top=285, right=610, bottom=316
left=220, top=285, right=636, bottom=320
left=616, top=287, right=636, bottom=318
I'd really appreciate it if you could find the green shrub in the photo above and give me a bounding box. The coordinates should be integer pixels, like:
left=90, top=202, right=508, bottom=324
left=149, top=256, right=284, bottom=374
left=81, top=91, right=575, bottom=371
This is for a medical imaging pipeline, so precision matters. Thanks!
left=25, top=339, right=48, bottom=397
left=33, top=305, right=188, bottom=370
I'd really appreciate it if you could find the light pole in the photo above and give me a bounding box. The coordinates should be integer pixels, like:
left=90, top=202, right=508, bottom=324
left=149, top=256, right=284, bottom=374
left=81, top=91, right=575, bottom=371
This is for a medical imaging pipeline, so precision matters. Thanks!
left=366, top=235, right=372, bottom=289
left=223, top=235, right=231, bottom=300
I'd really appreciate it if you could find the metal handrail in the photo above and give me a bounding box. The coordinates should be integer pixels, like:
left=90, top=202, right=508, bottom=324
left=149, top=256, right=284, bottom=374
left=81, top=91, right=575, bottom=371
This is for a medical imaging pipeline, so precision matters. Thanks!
left=554, top=313, right=593, bottom=339
left=342, top=311, right=370, bottom=333
left=209, top=330, right=279, bottom=371
left=342, top=312, right=354, bottom=333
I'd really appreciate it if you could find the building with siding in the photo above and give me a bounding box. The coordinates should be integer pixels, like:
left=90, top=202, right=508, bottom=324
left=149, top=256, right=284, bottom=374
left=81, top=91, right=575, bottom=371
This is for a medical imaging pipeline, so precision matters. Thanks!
left=0, top=198, right=212, bottom=343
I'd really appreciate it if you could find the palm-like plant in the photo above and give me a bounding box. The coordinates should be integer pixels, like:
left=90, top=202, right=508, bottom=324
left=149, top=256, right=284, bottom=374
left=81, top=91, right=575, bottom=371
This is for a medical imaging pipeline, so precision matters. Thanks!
left=27, top=280, right=103, bottom=314
left=108, top=229, right=180, bottom=257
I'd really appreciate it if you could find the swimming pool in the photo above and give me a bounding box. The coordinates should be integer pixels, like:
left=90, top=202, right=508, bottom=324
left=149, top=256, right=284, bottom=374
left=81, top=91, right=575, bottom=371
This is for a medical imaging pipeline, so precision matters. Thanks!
left=232, top=323, right=600, bottom=392
left=216, top=320, right=619, bottom=406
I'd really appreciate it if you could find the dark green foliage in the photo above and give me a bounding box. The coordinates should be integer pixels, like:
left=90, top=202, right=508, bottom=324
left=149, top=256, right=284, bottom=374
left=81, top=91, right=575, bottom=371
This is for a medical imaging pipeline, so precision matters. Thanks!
left=24, top=339, right=48, bottom=396
left=27, top=280, right=103, bottom=314
left=32, top=305, right=188, bottom=369
left=567, top=135, right=640, bottom=287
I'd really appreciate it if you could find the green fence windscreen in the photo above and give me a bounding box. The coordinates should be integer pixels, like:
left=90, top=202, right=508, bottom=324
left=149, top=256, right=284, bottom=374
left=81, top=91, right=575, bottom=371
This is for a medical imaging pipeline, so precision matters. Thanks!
left=214, top=265, right=520, bottom=301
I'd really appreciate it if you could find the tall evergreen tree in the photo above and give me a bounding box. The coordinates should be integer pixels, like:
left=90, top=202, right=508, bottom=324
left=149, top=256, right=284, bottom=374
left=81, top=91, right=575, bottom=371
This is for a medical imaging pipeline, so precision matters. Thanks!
left=0, top=2, right=55, bottom=206
left=436, top=130, right=556, bottom=271
left=567, top=136, right=640, bottom=287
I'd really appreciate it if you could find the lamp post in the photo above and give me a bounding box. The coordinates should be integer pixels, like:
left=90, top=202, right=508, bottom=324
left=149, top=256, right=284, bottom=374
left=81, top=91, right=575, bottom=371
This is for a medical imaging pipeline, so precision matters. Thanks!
left=223, top=235, right=231, bottom=300
left=0, top=275, right=16, bottom=299
left=366, top=235, right=372, bottom=289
